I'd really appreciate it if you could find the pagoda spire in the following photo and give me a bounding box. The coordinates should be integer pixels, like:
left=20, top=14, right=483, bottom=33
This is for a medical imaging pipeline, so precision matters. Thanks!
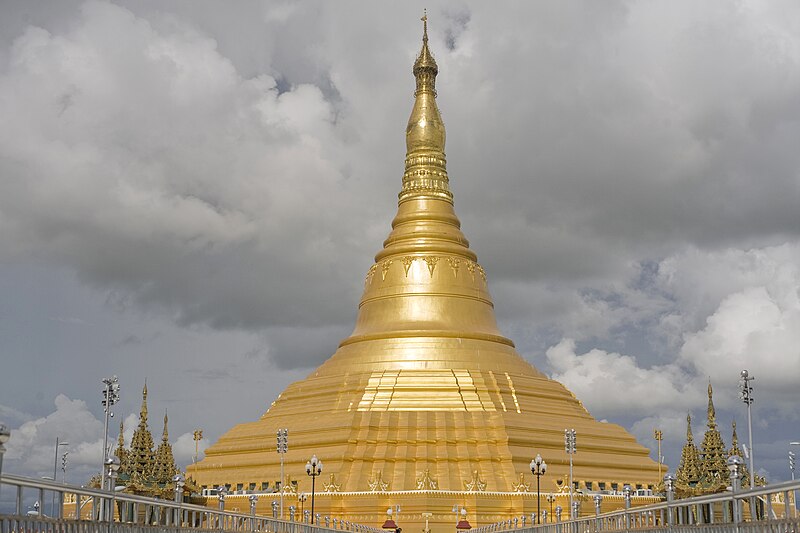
left=706, top=380, right=716, bottom=428
left=341, top=14, right=513, bottom=351
left=401, top=12, right=451, bottom=203
left=675, top=413, right=702, bottom=495
left=128, top=382, right=155, bottom=480
left=698, top=380, right=727, bottom=491
left=115, top=419, right=129, bottom=475
left=152, top=411, right=177, bottom=484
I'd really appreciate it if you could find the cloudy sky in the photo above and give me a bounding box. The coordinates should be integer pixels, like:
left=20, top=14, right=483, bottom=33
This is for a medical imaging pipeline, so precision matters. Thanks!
left=1, top=0, right=799, bottom=501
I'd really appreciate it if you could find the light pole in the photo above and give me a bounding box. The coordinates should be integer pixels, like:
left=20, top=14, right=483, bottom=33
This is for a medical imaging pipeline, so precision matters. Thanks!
left=530, top=454, right=547, bottom=524
left=663, top=474, right=676, bottom=526
left=173, top=473, right=185, bottom=526
left=298, top=492, right=307, bottom=521
left=193, top=429, right=203, bottom=464
left=100, top=376, right=120, bottom=494
left=105, top=456, right=120, bottom=527
left=0, top=424, right=10, bottom=496
left=61, top=452, right=69, bottom=484
left=306, top=454, right=323, bottom=524
left=739, top=370, right=755, bottom=489
left=546, top=494, right=556, bottom=521
left=52, top=438, right=69, bottom=515
left=790, top=441, right=799, bottom=517
left=565, top=429, right=577, bottom=518
left=653, top=430, right=663, bottom=480
left=727, top=455, right=743, bottom=523
left=276, top=429, right=288, bottom=518
left=249, top=494, right=258, bottom=532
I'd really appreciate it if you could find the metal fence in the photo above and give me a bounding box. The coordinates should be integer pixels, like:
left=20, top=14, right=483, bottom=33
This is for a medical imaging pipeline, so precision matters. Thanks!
left=477, top=479, right=800, bottom=533
left=0, top=474, right=381, bottom=533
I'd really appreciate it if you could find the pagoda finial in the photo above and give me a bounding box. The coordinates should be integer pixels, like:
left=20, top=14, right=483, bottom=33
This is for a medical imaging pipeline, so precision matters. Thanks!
left=686, top=413, right=694, bottom=443
left=140, top=381, right=149, bottom=422
left=162, top=411, right=169, bottom=443
left=706, top=379, right=716, bottom=427
left=403, top=13, right=451, bottom=202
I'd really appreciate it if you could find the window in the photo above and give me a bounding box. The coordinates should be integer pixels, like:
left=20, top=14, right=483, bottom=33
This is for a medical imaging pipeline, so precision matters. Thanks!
left=261, top=482, right=270, bottom=491
left=249, top=483, right=256, bottom=491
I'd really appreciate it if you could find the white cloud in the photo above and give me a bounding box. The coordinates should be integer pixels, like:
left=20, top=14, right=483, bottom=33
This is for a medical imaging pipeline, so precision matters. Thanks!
left=545, top=339, right=699, bottom=418
left=4, top=395, right=104, bottom=481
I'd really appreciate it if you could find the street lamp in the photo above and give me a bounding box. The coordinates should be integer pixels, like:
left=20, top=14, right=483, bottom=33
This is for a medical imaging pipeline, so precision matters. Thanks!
left=61, top=452, right=69, bottom=484
left=739, top=370, right=755, bottom=489
left=105, top=456, right=120, bottom=526
left=530, top=454, right=547, bottom=524
left=727, top=455, right=744, bottom=523
left=546, top=494, right=556, bottom=520
left=173, top=474, right=185, bottom=526
left=790, top=441, right=799, bottom=517
left=564, top=429, right=577, bottom=518
left=100, top=376, right=120, bottom=494
left=298, top=492, right=307, bottom=521
left=305, top=455, right=323, bottom=524
left=193, top=429, right=203, bottom=464
left=276, top=429, right=288, bottom=519
left=0, top=424, right=11, bottom=495
left=653, top=430, right=663, bottom=479
left=249, top=494, right=258, bottom=532
left=52, top=438, right=69, bottom=515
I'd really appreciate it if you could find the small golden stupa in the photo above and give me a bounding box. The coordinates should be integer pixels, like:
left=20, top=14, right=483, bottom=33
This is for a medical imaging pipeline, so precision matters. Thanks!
left=188, top=17, right=661, bottom=532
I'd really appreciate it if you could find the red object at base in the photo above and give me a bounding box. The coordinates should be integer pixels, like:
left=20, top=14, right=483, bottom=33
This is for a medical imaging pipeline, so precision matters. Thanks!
left=381, top=519, right=398, bottom=530
left=456, top=519, right=471, bottom=530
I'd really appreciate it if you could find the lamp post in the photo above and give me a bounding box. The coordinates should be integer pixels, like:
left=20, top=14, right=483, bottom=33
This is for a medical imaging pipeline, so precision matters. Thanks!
left=593, top=494, right=603, bottom=531
left=249, top=494, right=258, bottom=532
left=790, top=442, right=799, bottom=517
left=173, top=474, right=185, bottom=526
left=663, top=473, right=675, bottom=527
left=52, top=438, right=69, bottom=515
left=653, top=430, right=663, bottom=480
left=565, top=429, right=577, bottom=518
left=727, top=455, right=743, bottom=523
left=217, top=486, right=227, bottom=511
left=100, top=376, right=120, bottom=494
left=530, top=454, right=547, bottom=524
left=276, top=429, right=288, bottom=518
left=193, top=429, right=203, bottom=464
left=298, top=492, right=307, bottom=521
left=739, top=370, right=755, bottom=489
left=0, top=423, right=9, bottom=485
left=623, top=485, right=632, bottom=530
left=305, top=455, right=323, bottom=524
left=546, top=494, right=556, bottom=520
left=105, top=456, right=120, bottom=527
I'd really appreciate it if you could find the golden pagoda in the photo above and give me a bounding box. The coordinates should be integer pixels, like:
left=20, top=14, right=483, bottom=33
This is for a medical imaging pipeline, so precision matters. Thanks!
left=187, top=17, right=661, bottom=531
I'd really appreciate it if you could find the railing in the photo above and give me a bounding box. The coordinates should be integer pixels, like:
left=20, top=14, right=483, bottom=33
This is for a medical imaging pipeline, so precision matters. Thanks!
left=478, top=480, right=800, bottom=533
left=0, top=474, right=382, bottom=533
